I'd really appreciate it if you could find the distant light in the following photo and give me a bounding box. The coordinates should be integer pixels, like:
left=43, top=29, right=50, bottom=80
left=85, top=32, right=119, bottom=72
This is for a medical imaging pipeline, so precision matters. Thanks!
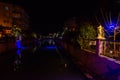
left=110, top=25, right=114, bottom=29
left=4, top=6, right=9, bottom=10
left=44, top=45, right=56, bottom=50
left=106, top=24, right=115, bottom=33
left=0, top=33, right=2, bottom=38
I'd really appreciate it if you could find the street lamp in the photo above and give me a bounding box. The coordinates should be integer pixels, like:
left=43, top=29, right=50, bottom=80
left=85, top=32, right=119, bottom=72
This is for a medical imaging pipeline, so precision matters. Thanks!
left=109, top=24, right=117, bottom=56
left=114, top=27, right=116, bottom=56
left=113, top=26, right=119, bottom=57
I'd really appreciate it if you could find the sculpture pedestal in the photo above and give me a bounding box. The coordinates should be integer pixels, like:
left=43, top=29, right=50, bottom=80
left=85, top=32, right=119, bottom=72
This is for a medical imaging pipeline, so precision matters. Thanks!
left=96, top=38, right=105, bottom=56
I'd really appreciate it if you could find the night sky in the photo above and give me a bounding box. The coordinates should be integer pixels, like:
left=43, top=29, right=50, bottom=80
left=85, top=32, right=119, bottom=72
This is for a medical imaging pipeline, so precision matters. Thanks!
left=2, top=0, right=120, bottom=34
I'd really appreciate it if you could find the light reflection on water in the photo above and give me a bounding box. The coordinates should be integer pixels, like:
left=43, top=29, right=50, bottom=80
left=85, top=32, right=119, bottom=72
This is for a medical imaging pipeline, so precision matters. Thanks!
left=17, top=49, right=21, bottom=56
left=13, top=40, right=30, bottom=72
left=14, top=49, right=22, bottom=72
left=14, top=40, right=22, bottom=72
left=16, top=40, right=21, bottom=49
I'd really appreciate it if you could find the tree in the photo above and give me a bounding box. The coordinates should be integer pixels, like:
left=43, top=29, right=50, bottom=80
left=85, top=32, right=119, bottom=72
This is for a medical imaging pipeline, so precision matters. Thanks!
left=79, top=22, right=96, bottom=39
left=11, top=25, right=22, bottom=39
left=77, top=22, right=97, bottom=49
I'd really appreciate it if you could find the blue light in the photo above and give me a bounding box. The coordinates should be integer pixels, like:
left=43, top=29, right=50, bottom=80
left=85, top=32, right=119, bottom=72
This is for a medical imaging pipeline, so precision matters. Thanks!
left=109, top=25, right=115, bottom=30
left=44, top=45, right=56, bottom=50
left=16, top=40, right=21, bottom=49
left=110, top=25, right=114, bottom=28
left=105, top=24, right=116, bottom=34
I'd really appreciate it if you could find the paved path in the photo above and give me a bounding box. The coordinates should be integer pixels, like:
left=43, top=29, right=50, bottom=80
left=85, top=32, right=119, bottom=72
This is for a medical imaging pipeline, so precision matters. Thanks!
left=61, top=42, right=120, bottom=80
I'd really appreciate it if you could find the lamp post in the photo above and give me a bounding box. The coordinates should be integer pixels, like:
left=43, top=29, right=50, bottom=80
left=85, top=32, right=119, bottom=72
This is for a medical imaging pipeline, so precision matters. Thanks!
left=113, top=26, right=119, bottom=57
left=114, top=27, right=116, bottom=56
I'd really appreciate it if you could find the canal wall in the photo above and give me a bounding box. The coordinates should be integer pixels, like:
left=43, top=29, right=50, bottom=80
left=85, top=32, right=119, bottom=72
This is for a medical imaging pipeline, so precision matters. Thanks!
left=60, top=41, right=120, bottom=80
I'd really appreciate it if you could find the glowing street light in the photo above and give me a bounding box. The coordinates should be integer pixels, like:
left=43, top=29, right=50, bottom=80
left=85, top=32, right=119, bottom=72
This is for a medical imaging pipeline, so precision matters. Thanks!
left=108, top=24, right=117, bottom=56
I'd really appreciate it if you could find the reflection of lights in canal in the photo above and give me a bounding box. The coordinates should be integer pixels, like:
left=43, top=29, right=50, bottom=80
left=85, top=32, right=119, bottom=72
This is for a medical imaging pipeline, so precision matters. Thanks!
left=17, top=49, right=21, bottom=56
left=16, top=39, right=28, bottom=50
left=16, top=40, right=21, bottom=49
left=14, top=39, right=29, bottom=71
left=44, top=45, right=57, bottom=50
left=14, top=49, right=22, bottom=72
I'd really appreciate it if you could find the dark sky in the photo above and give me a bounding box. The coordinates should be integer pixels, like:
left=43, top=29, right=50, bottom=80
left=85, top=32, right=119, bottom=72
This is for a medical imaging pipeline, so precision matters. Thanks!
left=2, top=0, right=120, bottom=34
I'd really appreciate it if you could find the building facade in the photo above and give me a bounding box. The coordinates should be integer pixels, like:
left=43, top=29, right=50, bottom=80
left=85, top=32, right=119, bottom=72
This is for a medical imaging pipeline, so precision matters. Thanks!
left=0, top=2, right=29, bottom=38
left=64, top=17, right=77, bottom=31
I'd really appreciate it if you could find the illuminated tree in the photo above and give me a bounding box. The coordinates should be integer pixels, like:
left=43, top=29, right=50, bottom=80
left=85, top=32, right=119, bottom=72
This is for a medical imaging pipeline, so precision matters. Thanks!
left=79, top=22, right=96, bottom=39
left=77, top=22, right=97, bottom=49
left=11, top=25, right=22, bottom=38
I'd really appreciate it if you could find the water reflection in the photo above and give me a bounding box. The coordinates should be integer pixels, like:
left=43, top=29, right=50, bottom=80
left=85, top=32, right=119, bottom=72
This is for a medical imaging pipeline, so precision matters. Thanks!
left=13, top=39, right=30, bottom=72
left=14, top=49, right=22, bottom=72
left=14, top=40, right=22, bottom=72
left=16, top=40, right=21, bottom=49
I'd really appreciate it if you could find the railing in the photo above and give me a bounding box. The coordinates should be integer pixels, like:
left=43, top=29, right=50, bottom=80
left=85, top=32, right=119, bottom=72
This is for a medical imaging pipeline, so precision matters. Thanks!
left=103, top=41, right=120, bottom=59
left=77, top=39, right=96, bottom=53
left=80, top=39, right=120, bottom=60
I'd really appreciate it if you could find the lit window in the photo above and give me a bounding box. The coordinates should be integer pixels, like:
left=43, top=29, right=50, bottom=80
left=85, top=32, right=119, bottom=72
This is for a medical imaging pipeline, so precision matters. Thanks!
left=4, top=6, right=9, bottom=10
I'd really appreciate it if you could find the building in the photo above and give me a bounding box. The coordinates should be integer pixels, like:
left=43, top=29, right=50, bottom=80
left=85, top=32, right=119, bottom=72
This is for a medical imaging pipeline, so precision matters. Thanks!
left=64, top=17, right=77, bottom=31
left=0, top=2, right=29, bottom=38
